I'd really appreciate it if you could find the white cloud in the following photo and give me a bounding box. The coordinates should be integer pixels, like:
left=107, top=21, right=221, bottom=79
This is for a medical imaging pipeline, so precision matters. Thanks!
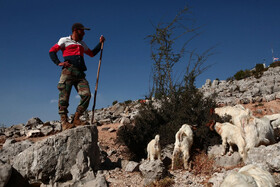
left=50, top=99, right=58, bottom=103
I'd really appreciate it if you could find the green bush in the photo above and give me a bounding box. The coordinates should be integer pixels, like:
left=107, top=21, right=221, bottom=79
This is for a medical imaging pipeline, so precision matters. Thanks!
left=234, top=69, right=251, bottom=80
left=117, top=102, right=164, bottom=160
left=252, top=63, right=267, bottom=79
left=124, top=100, right=132, bottom=105
left=255, top=63, right=265, bottom=72
left=112, top=100, right=118, bottom=105
left=117, top=76, right=221, bottom=160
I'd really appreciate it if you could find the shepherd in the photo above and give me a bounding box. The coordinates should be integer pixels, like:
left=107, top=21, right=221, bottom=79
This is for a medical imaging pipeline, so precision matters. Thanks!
left=49, top=23, right=105, bottom=130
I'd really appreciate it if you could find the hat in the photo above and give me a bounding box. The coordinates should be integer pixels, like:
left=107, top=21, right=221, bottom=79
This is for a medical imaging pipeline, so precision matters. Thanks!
left=72, top=23, right=90, bottom=32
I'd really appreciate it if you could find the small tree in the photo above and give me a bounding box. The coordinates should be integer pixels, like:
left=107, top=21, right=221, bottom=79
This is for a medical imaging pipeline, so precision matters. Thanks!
left=234, top=69, right=251, bottom=80
left=117, top=4, right=217, bottom=161
left=252, top=63, right=267, bottom=78
left=147, top=6, right=200, bottom=99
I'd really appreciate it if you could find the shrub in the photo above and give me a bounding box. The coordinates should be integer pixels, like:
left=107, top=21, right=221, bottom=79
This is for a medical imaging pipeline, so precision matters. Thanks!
left=255, top=63, right=265, bottom=72
left=117, top=102, right=165, bottom=160
left=112, top=100, right=118, bottom=105
left=124, top=100, right=132, bottom=105
left=117, top=75, right=220, bottom=160
left=234, top=69, right=251, bottom=80
left=252, top=63, right=267, bottom=79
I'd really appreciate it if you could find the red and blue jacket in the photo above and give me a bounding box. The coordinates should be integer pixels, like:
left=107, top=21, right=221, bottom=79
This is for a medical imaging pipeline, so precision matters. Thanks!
left=49, top=36, right=101, bottom=71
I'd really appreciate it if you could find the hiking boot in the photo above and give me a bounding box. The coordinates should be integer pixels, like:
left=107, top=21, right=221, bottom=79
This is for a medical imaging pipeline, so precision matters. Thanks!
left=61, top=114, right=75, bottom=130
left=73, top=112, right=88, bottom=127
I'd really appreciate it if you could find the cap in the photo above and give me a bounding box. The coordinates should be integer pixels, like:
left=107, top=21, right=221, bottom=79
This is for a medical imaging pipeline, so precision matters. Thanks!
left=72, top=23, right=90, bottom=32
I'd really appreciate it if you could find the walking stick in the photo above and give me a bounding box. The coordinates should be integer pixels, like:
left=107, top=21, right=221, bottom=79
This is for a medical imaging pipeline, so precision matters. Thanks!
left=91, top=42, right=104, bottom=125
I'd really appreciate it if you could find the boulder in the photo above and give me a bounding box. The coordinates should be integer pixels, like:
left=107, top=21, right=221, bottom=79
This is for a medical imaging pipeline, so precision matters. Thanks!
left=12, top=125, right=100, bottom=185
left=139, top=160, right=168, bottom=185
left=245, top=142, right=280, bottom=172
left=208, top=145, right=242, bottom=168
left=125, top=161, right=139, bottom=172
left=40, top=125, right=54, bottom=136
left=26, top=117, right=43, bottom=129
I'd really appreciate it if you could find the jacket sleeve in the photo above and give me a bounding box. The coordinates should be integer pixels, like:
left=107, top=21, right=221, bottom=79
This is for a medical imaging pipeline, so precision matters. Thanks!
left=92, top=43, right=102, bottom=56
left=49, top=44, right=61, bottom=65
left=84, top=43, right=102, bottom=57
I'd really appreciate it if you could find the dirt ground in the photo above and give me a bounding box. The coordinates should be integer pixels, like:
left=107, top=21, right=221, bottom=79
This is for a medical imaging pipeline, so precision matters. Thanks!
left=242, top=99, right=280, bottom=117
left=97, top=123, right=131, bottom=162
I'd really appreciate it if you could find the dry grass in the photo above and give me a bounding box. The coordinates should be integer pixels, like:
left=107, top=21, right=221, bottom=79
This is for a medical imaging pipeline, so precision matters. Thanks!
left=147, top=177, right=175, bottom=187
left=171, top=152, right=185, bottom=170
left=191, top=151, right=217, bottom=176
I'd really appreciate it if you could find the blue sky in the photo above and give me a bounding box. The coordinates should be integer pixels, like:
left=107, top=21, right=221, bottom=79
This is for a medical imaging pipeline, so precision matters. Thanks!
left=1, top=0, right=280, bottom=126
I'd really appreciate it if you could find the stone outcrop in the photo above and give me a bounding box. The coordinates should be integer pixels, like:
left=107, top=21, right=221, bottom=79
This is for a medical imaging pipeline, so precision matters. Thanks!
left=200, top=66, right=280, bottom=105
left=9, top=125, right=100, bottom=185
left=245, top=142, right=280, bottom=173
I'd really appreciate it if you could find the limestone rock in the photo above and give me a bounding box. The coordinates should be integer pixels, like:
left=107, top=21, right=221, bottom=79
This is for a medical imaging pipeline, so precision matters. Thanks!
left=12, top=125, right=100, bottom=185
left=139, top=160, right=168, bottom=185
left=0, top=139, right=33, bottom=164
left=245, top=142, right=280, bottom=172
left=125, top=161, right=139, bottom=172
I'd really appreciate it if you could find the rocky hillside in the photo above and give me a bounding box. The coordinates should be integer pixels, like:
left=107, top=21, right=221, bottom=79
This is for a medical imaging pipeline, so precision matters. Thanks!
left=200, top=66, right=280, bottom=105
left=1, top=66, right=280, bottom=186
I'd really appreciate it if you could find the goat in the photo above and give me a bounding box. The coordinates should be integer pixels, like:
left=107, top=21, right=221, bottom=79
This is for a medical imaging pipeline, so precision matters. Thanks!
left=240, top=115, right=275, bottom=150
left=215, top=105, right=275, bottom=151
left=214, top=105, right=252, bottom=127
left=220, top=164, right=275, bottom=187
left=213, top=122, right=247, bottom=160
left=147, top=134, right=161, bottom=161
left=171, top=124, right=193, bottom=170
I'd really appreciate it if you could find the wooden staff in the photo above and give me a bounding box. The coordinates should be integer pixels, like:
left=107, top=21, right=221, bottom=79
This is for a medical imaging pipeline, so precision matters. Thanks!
left=91, top=42, right=104, bottom=125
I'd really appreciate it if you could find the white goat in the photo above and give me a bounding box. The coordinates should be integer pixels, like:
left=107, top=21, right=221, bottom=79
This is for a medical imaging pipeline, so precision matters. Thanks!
left=215, top=105, right=275, bottom=150
left=214, top=122, right=247, bottom=160
left=220, top=164, right=275, bottom=187
left=214, top=104, right=252, bottom=127
left=240, top=115, right=275, bottom=150
left=171, top=124, right=193, bottom=170
left=147, top=134, right=161, bottom=161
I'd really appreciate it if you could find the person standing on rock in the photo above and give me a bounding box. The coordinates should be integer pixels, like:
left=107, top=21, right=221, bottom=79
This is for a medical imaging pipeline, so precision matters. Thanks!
left=49, top=23, right=105, bottom=130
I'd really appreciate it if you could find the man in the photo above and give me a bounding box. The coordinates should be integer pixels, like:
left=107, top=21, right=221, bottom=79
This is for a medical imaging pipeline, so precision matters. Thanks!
left=49, top=23, right=105, bottom=130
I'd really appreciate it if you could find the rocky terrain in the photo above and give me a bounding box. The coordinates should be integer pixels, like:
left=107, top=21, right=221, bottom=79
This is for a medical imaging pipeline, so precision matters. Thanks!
left=201, top=66, right=280, bottom=105
left=1, top=66, right=280, bottom=186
